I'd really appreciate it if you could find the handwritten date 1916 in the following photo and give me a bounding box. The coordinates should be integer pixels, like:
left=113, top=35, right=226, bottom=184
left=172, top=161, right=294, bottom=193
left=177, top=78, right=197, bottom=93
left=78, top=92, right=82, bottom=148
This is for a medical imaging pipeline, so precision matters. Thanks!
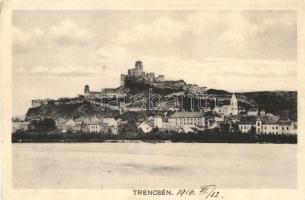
left=176, top=185, right=223, bottom=199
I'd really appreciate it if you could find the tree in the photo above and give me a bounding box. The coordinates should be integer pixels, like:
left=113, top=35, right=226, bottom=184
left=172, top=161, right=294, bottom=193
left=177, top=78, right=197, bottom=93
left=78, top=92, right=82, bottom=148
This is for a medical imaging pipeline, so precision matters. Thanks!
left=30, top=118, right=56, bottom=131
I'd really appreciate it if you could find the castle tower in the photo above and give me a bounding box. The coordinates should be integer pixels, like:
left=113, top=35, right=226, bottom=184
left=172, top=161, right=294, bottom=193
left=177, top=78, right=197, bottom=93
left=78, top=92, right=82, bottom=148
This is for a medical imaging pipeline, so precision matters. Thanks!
left=135, top=60, right=143, bottom=72
left=84, top=85, right=90, bottom=97
left=120, top=74, right=127, bottom=86
left=230, top=93, right=238, bottom=115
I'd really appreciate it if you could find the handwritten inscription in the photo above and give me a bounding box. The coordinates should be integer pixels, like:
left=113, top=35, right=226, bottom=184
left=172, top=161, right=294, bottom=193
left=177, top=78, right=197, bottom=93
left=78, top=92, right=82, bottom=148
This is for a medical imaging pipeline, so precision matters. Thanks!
left=132, top=185, right=223, bottom=199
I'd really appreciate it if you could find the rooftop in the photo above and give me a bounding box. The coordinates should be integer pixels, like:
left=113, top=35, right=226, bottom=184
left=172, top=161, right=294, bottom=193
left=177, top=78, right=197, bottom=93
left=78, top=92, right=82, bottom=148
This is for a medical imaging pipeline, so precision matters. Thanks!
left=248, top=108, right=259, bottom=112
left=239, top=117, right=257, bottom=125
left=140, top=121, right=154, bottom=127
left=169, top=111, right=205, bottom=118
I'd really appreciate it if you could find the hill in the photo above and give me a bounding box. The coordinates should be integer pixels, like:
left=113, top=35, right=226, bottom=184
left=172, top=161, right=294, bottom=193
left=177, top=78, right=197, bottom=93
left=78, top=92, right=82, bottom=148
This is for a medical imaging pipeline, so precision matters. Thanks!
left=25, top=102, right=121, bottom=121
left=239, top=91, right=297, bottom=120
left=25, top=78, right=297, bottom=121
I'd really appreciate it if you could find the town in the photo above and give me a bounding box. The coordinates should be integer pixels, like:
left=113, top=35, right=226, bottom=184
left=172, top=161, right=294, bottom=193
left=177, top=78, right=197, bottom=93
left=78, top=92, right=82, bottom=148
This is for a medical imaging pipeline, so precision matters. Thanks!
left=12, top=60, right=297, bottom=142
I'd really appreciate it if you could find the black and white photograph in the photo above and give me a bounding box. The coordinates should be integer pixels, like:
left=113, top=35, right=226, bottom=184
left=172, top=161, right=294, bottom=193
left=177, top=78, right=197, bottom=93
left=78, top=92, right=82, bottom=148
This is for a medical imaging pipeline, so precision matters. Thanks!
left=1, top=0, right=305, bottom=200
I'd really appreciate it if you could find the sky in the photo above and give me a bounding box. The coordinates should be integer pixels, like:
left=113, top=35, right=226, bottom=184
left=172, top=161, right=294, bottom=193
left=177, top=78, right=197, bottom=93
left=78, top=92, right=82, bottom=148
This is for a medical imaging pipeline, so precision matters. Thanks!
left=12, top=10, right=297, bottom=115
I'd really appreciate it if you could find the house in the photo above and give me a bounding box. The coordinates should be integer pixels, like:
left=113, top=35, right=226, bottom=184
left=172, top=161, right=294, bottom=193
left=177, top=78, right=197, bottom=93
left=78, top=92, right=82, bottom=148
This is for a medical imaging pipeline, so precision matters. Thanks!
left=255, top=117, right=278, bottom=134
left=55, top=118, right=67, bottom=131
left=102, top=118, right=119, bottom=134
left=153, top=116, right=163, bottom=128
left=247, top=108, right=259, bottom=116
left=238, top=117, right=257, bottom=133
left=12, top=121, right=30, bottom=133
left=238, top=106, right=246, bottom=114
left=238, top=114, right=295, bottom=134
left=87, top=123, right=108, bottom=134
left=167, top=111, right=206, bottom=128
left=74, top=119, right=85, bottom=132
left=138, top=121, right=154, bottom=133
left=102, top=118, right=118, bottom=126
left=278, top=119, right=297, bottom=135
left=85, top=116, right=108, bottom=133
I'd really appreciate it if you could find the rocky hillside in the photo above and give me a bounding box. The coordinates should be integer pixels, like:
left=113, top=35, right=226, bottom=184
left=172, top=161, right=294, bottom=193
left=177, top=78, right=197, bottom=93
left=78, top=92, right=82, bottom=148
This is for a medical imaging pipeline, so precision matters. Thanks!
left=25, top=102, right=121, bottom=121
left=25, top=78, right=297, bottom=121
left=123, top=77, right=186, bottom=95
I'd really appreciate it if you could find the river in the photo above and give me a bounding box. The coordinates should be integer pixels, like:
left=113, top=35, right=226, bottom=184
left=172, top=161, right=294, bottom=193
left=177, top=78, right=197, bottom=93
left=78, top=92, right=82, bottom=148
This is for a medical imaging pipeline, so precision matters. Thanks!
left=13, top=143, right=296, bottom=189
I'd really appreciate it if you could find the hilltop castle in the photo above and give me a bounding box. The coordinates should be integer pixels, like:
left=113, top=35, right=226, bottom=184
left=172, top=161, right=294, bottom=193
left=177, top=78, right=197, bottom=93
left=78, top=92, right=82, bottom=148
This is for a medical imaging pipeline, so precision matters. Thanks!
left=83, top=60, right=165, bottom=99
left=120, top=60, right=165, bottom=86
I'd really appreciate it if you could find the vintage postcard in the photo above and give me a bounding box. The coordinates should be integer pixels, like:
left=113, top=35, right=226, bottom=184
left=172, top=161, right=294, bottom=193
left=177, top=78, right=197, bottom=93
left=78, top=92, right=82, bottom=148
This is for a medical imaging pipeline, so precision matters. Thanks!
left=1, top=0, right=305, bottom=200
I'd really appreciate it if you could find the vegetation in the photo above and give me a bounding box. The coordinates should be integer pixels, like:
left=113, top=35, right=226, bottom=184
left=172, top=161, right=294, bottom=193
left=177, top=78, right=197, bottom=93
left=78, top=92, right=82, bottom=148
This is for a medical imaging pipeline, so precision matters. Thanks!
left=241, top=91, right=297, bottom=120
left=30, top=118, right=56, bottom=131
left=25, top=81, right=297, bottom=122
left=12, top=129, right=297, bottom=144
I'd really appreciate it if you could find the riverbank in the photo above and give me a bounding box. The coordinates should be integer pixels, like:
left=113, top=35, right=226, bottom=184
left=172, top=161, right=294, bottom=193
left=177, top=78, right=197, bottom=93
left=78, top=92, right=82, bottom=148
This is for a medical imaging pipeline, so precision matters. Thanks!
left=12, top=130, right=297, bottom=144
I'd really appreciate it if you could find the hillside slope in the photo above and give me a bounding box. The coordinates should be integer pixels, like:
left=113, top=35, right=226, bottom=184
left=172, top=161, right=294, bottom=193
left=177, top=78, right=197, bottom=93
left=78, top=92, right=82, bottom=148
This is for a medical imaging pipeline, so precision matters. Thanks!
left=25, top=78, right=297, bottom=121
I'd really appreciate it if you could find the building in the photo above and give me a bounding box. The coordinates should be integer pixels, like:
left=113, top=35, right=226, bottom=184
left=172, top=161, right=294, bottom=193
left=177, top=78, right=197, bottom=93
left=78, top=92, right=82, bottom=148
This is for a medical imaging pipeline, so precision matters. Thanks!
left=84, top=85, right=90, bottom=96
left=128, top=60, right=143, bottom=78
left=135, top=60, right=143, bottom=73
left=31, top=98, right=51, bottom=107
left=55, top=118, right=67, bottom=131
left=85, top=117, right=108, bottom=133
left=214, top=94, right=238, bottom=116
left=229, top=94, right=238, bottom=115
left=101, top=88, right=126, bottom=98
left=147, top=72, right=155, bottom=81
left=31, top=99, right=42, bottom=108
left=238, top=115, right=297, bottom=135
left=221, top=105, right=231, bottom=116
left=84, top=85, right=101, bottom=98
left=153, top=116, right=163, bottom=128
left=167, top=111, right=206, bottom=128
left=278, top=119, right=297, bottom=135
left=156, top=75, right=165, bottom=82
left=102, top=118, right=119, bottom=134
left=138, top=121, right=154, bottom=133
left=238, top=117, right=256, bottom=133
left=238, top=106, right=247, bottom=114
left=122, top=60, right=166, bottom=83
left=120, top=74, right=128, bottom=85
left=247, top=108, right=259, bottom=116
left=12, top=121, right=30, bottom=133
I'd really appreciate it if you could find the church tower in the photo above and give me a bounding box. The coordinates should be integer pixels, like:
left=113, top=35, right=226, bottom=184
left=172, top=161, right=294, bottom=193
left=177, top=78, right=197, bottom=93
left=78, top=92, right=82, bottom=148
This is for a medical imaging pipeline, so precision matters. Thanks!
left=230, top=93, right=238, bottom=115
left=84, top=85, right=90, bottom=97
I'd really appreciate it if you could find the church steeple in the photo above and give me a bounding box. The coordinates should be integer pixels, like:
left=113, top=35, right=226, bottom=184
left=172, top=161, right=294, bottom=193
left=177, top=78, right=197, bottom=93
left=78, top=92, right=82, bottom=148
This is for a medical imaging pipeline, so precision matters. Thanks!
left=230, top=93, right=238, bottom=115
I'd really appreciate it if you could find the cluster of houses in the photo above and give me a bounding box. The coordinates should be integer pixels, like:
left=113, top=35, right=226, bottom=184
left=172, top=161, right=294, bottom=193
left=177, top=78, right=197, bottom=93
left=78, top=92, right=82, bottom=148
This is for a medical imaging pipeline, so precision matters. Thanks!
left=238, top=113, right=297, bottom=135
left=53, top=116, right=120, bottom=134
left=12, top=116, right=121, bottom=134
left=12, top=121, right=30, bottom=133
left=137, top=94, right=298, bottom=135
left=138, top=111, right=222, bottom=133
left=13, top=92, right=298, bottom=135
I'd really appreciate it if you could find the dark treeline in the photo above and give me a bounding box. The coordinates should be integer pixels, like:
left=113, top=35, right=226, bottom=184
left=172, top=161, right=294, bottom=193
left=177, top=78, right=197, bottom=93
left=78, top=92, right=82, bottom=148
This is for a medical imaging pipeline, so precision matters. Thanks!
left=12, top=128, right=297, bottom=144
